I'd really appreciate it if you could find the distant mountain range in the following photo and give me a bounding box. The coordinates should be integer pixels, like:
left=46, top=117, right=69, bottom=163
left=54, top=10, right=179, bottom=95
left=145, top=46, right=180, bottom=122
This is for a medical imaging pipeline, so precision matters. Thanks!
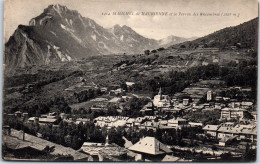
left=158, top=35, right=197, bottom=48
left=171, top=17, right=258, bottom=50
left=5, top=4, right=193, bottom=69
left=4, top=4, right=257, bottom=69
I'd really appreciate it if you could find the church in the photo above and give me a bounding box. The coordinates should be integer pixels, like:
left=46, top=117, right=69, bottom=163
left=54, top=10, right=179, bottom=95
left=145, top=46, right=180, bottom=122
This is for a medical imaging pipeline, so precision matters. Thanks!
left=153, top=88, right=171, bottom=108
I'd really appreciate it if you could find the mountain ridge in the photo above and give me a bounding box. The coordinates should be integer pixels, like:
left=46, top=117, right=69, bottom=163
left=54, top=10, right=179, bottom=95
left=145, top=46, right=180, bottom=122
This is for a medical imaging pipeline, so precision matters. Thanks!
left=5, top=4, right=257, bottom=70
left=171, top=17, right=258, bottom=50
left=5, top=4, right=170, bottom=69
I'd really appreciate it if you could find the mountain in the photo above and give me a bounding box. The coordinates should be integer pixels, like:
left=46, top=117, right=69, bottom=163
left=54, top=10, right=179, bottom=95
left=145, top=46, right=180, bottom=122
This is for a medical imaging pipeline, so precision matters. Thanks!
left=4, top=4, right=160, bottom=69
left=158, top=35, right=197, bottom=48
left=171, top=17, right=258, bottom=50
left=109, top=24, right=158, bottom=52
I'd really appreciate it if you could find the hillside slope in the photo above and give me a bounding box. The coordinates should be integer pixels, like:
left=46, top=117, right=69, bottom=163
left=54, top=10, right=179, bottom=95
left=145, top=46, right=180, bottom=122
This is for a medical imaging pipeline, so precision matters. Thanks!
left=172, top=17, right=258, bottom=50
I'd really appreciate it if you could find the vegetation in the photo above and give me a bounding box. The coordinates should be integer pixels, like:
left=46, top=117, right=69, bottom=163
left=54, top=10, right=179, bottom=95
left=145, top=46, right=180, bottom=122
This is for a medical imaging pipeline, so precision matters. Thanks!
left=183, top=109, right=221, bottom=125
left=173, top=17, right=258, bottom=50
left=130, top=63, right=256, bottom=101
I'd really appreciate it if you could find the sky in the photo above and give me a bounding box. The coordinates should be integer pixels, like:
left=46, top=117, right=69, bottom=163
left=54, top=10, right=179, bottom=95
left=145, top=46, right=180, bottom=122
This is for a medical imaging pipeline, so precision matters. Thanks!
left=3, top=0, right=258, bottom=42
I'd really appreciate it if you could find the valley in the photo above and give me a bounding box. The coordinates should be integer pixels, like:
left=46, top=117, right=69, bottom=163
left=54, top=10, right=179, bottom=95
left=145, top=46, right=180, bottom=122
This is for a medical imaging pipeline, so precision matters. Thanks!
left=2, top=3, right=258, bottom=162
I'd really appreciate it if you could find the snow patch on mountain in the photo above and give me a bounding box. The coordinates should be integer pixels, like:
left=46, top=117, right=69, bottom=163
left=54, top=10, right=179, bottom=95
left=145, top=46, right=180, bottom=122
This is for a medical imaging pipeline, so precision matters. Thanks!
left=53, top=45, right=72, bottom=62
left=46, top=45, right=51, bottom=64
left=60, top=24, right=75, bottom=33
left=69, top=19, right=73, bottom=26
left=39, top=16, right=52, bottom=25
left=53, top=4, right=62, bottom=17
left=91, top=34, right=97, bottom=41
left=60, top=24, right=82, bottom=43
left=120, top=35, right=124, bottom=41
left=50, top=31, right=57, bottom=37
left=89, top=20, right=95, bottom=28
left=78, top=15, right=86, bottom=27
left=103, top=35, right=110, bottom=40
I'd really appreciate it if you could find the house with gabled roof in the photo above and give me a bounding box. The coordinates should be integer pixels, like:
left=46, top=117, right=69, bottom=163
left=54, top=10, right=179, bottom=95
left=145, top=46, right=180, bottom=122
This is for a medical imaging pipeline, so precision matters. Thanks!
left=202, top=125, right=220, bottom=137
left=219, top=135, right=237, bottom=146
left=128, top=136, right=172, bottom=161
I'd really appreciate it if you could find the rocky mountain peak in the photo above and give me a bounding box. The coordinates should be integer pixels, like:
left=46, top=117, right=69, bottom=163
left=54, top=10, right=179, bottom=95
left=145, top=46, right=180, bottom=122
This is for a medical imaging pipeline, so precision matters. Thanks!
left=5, top=4, right=194, bottom=70
left=29, top=4, right=81, bottom=27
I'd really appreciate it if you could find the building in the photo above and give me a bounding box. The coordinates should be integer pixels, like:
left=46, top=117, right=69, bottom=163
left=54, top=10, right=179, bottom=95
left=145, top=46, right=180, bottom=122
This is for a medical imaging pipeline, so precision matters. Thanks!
left=203, top=125, right=220, bottom=137
left=128, top=136, right=172, bottom=161
left=183, top=99, right=189, bottom=106
left=3, top=129, right=89, bottom=161
left=219, top=136, right=237, bottom=146
left=230, top=102, right=241, bottom=108
left=100, top=87, right=108, bottom=93
left=207, top=91, right=212, bottom=101
left=167, top=118, right=189, bottom=129
left=153, top=88, right=171, bottom=108
left=112, top=120, right=127, bottom=127
left=172, top=98, right=178, bottom=106
left=160, top=107, right=182, bottom=114
left=126, top=82, right=135, bottom=87
left=3, top=125, right=11, bottom=135
left=203, top=123, right=257, bottom=143
left=126, top=118, right=135, bottom=127
left=14, top=111, right=22, bottom=117
left=140, top=121, right=159, bottom=131
left=109, top=88, right=125, bottom=95
left=134, top=117, right=145, bottom=126
left=140, top=102, right=154, bottom=115
left=217, top=126, right=237, bottom=139
left=79, top=142, right=132, bottom=161
left=94, top=116, right=129, bottom=128
left=220, top=108, right=247, bottom=120
left=250, top=111, right=257, bottom=120
left=76, top=118, right=90, bottom=125
left=189, top=122, right=203, bottom=127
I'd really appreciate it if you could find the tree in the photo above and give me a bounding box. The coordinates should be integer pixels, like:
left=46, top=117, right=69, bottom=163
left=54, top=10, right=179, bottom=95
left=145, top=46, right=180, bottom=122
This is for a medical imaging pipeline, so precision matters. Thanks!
left=64, top=135, right=72, bottom=147
left=71, top=135, right=81, bottom=149
left=211, top=145, right=218, bottom=156
left=108, top=128, right=125, bottom=147
left=43, top=146, right=55, bottom=155
left=107, top=104, right=119, bottom=116
left=243, top=144, right=256, bottom=161
left=120, top=83, right=127, bottom=91
left=144, top=50, right=150, bottom=55
left=180, top=45, right=186, bottom=48
left=157, top=47, right=165, bottom=51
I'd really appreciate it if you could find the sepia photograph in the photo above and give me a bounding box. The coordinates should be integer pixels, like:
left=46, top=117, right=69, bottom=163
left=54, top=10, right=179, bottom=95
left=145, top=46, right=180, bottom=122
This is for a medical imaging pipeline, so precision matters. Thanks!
left=1, top=0, right=258, bottom=162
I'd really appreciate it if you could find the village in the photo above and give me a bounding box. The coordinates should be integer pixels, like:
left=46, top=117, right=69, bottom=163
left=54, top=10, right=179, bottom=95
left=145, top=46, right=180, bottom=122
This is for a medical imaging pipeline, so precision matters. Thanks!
left=2, top=78, right=257, bottom=161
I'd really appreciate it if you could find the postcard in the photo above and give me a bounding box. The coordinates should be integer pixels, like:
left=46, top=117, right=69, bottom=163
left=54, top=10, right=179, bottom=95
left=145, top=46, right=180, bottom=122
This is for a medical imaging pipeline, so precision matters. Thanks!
left=2, top=0, right=258, bottom=162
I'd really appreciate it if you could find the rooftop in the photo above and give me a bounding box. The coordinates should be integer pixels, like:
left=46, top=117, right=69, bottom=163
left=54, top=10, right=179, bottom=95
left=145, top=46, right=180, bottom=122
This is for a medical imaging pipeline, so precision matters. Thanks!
left=3, top=129, right=89, bottom=160
left=162, top=155, right=181, bottom=162
left=221, top=108, right=247, bottom=111
left=203, top=125, right=219, bottom=131
left=128, top=137, right=172, bottom=155
left=80, top=143, right=128, bottom=157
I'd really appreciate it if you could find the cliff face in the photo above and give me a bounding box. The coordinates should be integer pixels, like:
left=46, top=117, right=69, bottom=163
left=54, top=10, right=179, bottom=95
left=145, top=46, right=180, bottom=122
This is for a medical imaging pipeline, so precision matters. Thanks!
left=4, top=4, right=162, bottom=70
left=5, top=25, right=73, bottom=69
